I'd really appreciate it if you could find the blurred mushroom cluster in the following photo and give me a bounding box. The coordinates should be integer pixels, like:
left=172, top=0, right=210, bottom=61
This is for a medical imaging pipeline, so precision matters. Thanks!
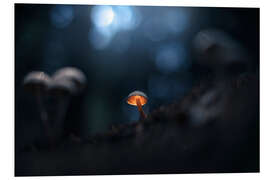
left=193, top=29, right=252, bottom=80
left=148, top=28, right=257, bottom=128
left=23, top=67, right=87, bottom=147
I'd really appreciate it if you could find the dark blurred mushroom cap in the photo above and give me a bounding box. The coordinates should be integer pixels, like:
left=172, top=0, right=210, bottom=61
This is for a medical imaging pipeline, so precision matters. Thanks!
left=48, top=78, right=76, bottom=96
left=52, top=67, right=87, bottom=93
left=23, top=71, right=51, bottom=94
left=127, top=91, right=148, bottom=106
left=193, top=29, right=248, bottom=68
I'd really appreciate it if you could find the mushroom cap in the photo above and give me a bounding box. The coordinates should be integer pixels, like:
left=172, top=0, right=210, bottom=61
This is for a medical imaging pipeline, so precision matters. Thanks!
left=48, top=78, right=76, bottom=96
left=126, top=91, right=148, bottom=106
left=52, top=67, right=87, bottom=93
left=23, top=71, right=51, bottom=93
left=193, top=29, right=248, bottom=68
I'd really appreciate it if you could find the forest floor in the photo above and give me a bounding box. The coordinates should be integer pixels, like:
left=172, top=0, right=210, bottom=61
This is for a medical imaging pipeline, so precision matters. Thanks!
left=15, top=73, right=259, bottom=176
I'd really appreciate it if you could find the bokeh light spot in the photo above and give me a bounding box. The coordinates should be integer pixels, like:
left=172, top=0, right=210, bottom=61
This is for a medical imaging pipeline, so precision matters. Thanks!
left=91, top=6, right=115, bottom=28
left=89, top=5, right=140, bottom=50
left=50, top=5, right=74, bottom=28
left=155, top=43, right=187, bottom=74
left=89, top=28, right=112, bottom=50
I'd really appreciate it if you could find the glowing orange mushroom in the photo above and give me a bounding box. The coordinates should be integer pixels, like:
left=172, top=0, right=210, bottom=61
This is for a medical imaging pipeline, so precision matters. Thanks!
left=126, top=91, right=148, bottom=120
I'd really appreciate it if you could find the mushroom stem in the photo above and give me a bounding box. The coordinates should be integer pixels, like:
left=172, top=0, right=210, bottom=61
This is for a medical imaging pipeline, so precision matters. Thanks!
left=53, top=96, right=70, bottom=142
left=136, top=98, right=147, bottom=119
left=35, top=92, right=52, bottom=146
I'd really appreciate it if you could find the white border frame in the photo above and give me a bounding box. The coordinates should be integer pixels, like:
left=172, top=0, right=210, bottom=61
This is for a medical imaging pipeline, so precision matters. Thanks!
left=1, top=0, right=268, bottom=179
